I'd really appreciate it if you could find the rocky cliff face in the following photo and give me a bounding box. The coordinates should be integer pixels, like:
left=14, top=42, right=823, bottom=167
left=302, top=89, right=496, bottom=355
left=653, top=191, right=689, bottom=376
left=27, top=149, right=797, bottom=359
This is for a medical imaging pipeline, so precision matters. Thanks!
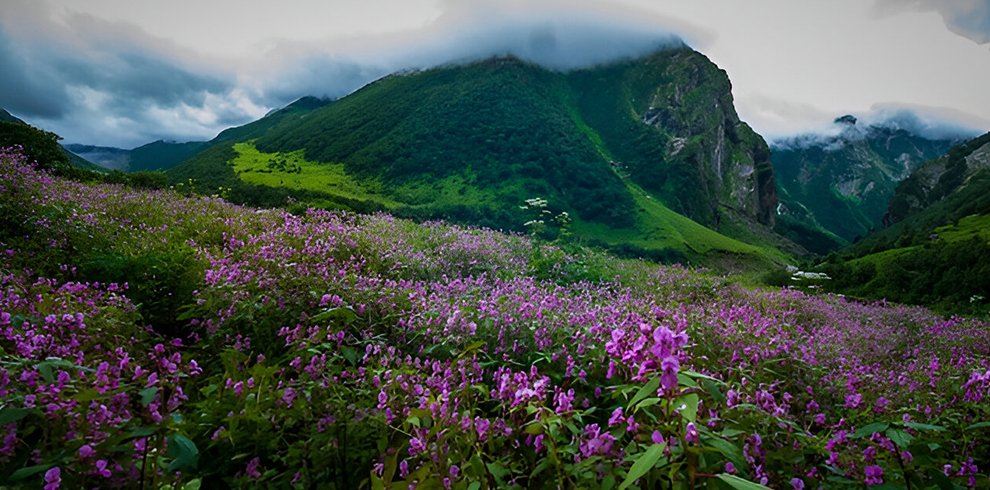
left=569, top=48, right=777, bottom=228
left=638, top=51, right=777, bottom=225
left=771, top=117, right=957, bottom=245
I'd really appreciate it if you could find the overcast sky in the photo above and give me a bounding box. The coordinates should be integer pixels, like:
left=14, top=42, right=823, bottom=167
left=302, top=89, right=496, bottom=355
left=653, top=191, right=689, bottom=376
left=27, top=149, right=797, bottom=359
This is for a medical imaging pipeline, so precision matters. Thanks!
left=2, top=0, right=989, bottom=148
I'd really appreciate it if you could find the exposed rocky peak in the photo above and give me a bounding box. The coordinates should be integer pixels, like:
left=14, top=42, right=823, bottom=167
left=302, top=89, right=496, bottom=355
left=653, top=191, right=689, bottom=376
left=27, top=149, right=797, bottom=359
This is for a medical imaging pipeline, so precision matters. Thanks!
left=628, top=49, right=776, bottom=227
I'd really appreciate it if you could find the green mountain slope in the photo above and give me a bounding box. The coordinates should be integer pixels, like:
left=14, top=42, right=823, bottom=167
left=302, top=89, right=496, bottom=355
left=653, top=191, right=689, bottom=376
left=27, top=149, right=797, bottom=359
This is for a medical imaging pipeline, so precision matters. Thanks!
left=169, top=50, right=790, bottom=267
left=0, top=108, right=25, bottom=124
left=771, top=116, right=957, bottom=253
left=128, top=140, right=208, bottom=171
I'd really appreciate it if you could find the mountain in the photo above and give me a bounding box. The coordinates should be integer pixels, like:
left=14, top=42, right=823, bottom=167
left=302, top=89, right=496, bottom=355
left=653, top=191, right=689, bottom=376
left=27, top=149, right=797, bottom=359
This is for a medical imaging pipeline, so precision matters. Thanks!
left=0, top=108, right=25, bottom=124
left=65, top=140, right=208, bottom=172
left=170, top=49, right=790, bottom=267
left=817, top=132, right=990, bottom=314
left=64, top=144, right=131, bottom=170
left=770, top=115, right=958, bottom=253
left=128, top=140, right=208, bottom=171
left=884, top=132, right=990, bottom=226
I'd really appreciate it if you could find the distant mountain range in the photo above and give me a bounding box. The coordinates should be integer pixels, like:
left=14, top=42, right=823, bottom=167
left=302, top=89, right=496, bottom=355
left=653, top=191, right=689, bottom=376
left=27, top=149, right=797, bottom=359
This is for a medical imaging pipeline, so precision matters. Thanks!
left=64, top=140, right=207, bottom=172
left=819, top=131, right=990, bottom=313
left=770, top=115, right=959, bottom=253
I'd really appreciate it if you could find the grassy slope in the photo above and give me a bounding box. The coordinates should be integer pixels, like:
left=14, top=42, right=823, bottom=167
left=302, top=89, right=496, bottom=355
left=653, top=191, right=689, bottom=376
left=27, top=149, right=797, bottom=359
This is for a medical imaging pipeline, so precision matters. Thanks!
left=128, top=141, right=208, bottom=172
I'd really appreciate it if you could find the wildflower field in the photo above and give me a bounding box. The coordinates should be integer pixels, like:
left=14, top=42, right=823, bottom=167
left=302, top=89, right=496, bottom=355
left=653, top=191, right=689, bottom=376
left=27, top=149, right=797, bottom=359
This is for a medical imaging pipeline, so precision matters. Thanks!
left=1, top=147, right=988, bottom=488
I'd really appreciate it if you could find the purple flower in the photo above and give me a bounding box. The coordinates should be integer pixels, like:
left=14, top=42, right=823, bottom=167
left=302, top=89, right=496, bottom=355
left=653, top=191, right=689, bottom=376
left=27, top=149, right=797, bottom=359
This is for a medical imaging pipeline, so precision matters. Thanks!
left=652, top=430, right=664, bottom=445
left=864, top=465, right=884, bottom=486
left=608, top=407, right=624, bottom=427
left=95, top=459, right=111, bottom=478
left=78, top=444, right=95, bottom=458
left=724, top=462, right=736, bottom=474
left=282, top=387, right=296, bottom=407
left=43, top=467, right=61, bottom=490
left=790, top=477, right=805, bottom=490
left=684, top=422, right=699, bottom=444
left=245, top=457, right=262, bottom=479
left=844, top=393, right=862, bottom=409
left=660, top=356, right=679, bottom=391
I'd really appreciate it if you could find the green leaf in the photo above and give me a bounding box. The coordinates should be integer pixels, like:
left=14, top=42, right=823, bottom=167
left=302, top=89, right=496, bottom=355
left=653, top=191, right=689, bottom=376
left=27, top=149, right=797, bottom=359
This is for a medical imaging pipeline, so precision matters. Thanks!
left=139, top=387, right=158, bottom=407
left=618, top=443, right=666, bottom=490
left=716, top=473, right=773, bottom=490
left=965, top=421, right=990, bottom=430
left=675, top=393, right=699, bottom=422
left=676, top=372, right=698, bottom=388
left=635, top=397, right=662, bottom=410
left=885, top=428, right=913, bottom=449
left=341, top=346, right=360, bottom=365
left=457, top=340, right=486, bottom=360
left=904, top=422, right=945, bottom=432
left=9, top=464, right=53, bottom=481
left=702, top=435, right=746, bottom=472
left=371, top=473, right=385, bottom=490
left=166, top=433, right=199, bottom=472
left=182, top=479, right=202, bottom=490
left=681, top=370, right=725, bottom=384
left=486, top=462, right=509, bottom=486
left=524, top=421, right=543, bottom=435
left=467, top=482, right=481, bottom=490
left=309, top=307, right=357, bottom=325
left=122, top=426, right=158, bottom=440
left=628, top=376, right=660, bottom=410
left=852, top=422, right=889, bottom=438
left=0, top=406, right=33, bottom=425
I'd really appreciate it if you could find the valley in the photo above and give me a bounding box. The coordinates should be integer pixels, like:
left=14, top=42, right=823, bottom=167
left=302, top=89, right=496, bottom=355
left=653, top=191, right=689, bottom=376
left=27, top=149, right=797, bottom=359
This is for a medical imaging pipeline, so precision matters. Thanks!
left=1, top=10, right=988, bottom=486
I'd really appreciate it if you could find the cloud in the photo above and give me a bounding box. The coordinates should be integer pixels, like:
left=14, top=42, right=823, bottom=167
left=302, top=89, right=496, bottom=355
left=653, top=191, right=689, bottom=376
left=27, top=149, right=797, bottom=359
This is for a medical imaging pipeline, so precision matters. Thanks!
left=246, top=0, right=698, bottom=107
left=2, top=0, right=697, bottom=147
left=0, top=0, right=264, bottom=147
left=874, top=0, right=990, bottom=44
left=769, top=103, right=987, bottom=150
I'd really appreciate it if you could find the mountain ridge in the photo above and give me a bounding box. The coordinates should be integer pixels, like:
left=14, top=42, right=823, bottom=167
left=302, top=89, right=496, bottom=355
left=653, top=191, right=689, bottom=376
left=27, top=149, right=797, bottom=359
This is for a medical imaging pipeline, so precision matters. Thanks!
left=168, top=48, right=790, bottom=267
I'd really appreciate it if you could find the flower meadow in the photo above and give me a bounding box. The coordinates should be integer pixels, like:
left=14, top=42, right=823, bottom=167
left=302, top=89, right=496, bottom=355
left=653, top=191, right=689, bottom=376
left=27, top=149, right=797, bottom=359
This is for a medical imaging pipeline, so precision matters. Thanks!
left=1, top=146, right=989, bottom=489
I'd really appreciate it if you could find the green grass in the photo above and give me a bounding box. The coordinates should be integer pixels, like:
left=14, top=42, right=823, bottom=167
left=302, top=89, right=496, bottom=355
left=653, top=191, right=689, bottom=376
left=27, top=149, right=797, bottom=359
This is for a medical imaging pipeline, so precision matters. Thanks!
left=573, top=179, right=786, bottom=267
left=934, top=213, right=990, bottom=242
left=231, top=142, right=395, bottom=205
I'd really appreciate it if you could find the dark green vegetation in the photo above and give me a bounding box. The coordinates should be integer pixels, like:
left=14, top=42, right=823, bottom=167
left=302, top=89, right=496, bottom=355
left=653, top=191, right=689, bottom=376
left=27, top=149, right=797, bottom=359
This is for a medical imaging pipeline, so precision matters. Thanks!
left=0, top=108, right=25, bottom=124
left=0, top=120, right=71, bottom=172
left=806, top=132, right=990, bottom=315
left=168, top=49, right=787, bottom=267
left=129, top=140, right=208, bottom=172
left=771, top=116, right=957, bottom=253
